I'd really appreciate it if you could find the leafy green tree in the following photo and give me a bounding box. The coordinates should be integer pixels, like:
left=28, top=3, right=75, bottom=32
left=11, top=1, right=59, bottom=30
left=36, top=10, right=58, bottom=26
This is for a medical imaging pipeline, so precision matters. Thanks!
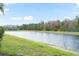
left=0, top=3, right=4, bottom=54
left=0, top=26, right=4, bottom=53
left=0, top=26, right=4, bottom=40
left=75, top=16, right=79, bottom=31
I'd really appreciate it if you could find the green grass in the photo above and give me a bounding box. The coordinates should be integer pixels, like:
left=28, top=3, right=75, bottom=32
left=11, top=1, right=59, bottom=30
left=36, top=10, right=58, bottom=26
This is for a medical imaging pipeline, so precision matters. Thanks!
left=42, top=31, right=79, bottom=35
left=0, top=34, right=77, bottom=56
left=29, top=30, right=79, bottom=35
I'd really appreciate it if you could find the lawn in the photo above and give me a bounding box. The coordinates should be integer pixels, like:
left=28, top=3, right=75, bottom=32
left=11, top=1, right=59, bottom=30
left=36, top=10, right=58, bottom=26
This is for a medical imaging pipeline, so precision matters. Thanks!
left=0, top=34, right=77, bottom=56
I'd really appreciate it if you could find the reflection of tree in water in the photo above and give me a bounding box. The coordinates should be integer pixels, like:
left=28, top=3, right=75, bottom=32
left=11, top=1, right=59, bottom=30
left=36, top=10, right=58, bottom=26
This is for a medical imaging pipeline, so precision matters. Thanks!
left=63, top=35, right=79, bottom=53
left=42, top=32, right=48, bottom=43
left=63, top=34, right=67, bottom=49
left=70, top=35, right=79, bottom=52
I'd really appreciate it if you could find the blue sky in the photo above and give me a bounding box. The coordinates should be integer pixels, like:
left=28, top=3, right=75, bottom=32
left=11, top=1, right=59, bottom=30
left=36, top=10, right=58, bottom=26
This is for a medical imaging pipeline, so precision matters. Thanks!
left=0, top=3, right=79, bottom=25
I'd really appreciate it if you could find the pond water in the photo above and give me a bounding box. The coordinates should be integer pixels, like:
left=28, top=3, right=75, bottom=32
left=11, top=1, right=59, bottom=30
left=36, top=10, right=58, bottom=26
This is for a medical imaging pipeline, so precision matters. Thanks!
left=6, top=31, right=79, bottom=53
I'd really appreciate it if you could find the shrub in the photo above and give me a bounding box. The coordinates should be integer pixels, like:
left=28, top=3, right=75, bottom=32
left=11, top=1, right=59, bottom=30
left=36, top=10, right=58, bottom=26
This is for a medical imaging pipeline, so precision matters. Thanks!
left=0, top=26, right=4, bottom=41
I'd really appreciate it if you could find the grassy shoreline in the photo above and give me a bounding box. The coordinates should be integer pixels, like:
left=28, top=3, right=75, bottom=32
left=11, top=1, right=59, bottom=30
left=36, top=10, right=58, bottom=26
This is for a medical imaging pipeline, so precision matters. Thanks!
left=51, top=31, right=79, bottom=35
left=6, top=30, right=79, bottom=35
left=36, top=31, right=79, bottom=36
left=0, top=34, right=77, bottom=56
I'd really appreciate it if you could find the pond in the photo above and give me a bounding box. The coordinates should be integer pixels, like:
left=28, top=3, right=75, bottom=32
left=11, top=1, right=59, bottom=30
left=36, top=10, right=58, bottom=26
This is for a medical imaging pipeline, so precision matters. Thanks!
left=6, top=31, right=79, bottom=53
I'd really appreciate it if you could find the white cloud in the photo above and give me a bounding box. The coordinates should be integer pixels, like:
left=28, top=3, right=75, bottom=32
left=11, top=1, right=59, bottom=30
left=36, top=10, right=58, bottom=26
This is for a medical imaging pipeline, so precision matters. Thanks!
left=64, top=16, right=71, bottom=19
left=10, top=17, right=22, bottom=20
left=5, top=3, right=14, bottom=6
left=4, top=8, right=9, bottom=11
left=24, top=16, right=33, bottom=20
left=76, top=3, right=79, bottom=8
left=10, top=16, right=33, bottom=21
left=4, top=8, right=9, bottom=14
left=75, top=3, right=79, bottom=15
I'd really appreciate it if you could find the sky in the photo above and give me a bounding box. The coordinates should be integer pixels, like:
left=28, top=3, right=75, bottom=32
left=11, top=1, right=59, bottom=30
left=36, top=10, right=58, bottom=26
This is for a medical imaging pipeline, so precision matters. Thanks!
left=0, top=3, right=79, bottom=26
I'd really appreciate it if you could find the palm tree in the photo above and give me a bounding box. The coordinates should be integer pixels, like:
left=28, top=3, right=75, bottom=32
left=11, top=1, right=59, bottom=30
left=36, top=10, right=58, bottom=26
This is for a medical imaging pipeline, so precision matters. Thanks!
left=0, top=3, right=4, bottom=14
left=0, top=3, right=4, bottom=55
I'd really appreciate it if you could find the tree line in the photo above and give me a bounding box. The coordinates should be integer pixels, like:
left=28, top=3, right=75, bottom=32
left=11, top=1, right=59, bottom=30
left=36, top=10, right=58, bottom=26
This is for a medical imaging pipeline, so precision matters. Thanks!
left=3, top=16, right=79, bottom=32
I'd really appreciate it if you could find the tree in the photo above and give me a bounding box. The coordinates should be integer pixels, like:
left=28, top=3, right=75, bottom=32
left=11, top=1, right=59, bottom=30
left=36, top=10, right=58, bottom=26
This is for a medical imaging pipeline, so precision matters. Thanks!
left=0, top=26, right=4, bottom=40
left=74, top=16, right=79, bottom=31
left=0, top=26, right=4, bottom=54
left=0, top=3, right=4, bottom=54
left=0, top=3, right=4, bottom=14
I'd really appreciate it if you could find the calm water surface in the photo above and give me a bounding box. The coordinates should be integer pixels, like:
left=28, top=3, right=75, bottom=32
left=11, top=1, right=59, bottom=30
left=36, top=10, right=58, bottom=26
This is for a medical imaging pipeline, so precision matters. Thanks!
left=6, top=31, right=79, bottom=53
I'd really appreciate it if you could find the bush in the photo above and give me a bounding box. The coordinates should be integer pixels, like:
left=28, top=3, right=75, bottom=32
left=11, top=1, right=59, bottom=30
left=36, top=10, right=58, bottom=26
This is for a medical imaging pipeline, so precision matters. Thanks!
left=0, top=26, right=4, bottom=41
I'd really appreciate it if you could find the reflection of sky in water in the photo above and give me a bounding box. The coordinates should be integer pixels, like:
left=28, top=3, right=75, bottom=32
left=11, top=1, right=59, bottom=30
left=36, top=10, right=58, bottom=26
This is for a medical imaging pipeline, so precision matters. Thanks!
left=6, top=31, right=79, bottom=53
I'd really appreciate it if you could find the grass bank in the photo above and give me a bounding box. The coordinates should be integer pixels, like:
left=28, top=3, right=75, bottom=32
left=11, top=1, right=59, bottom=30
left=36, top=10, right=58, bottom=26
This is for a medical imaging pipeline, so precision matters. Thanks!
left=0, top=34, right=77, bottom=56
left=42, top=31, right=79, bottom=36
left=6, top=30, right=79, bottom=35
